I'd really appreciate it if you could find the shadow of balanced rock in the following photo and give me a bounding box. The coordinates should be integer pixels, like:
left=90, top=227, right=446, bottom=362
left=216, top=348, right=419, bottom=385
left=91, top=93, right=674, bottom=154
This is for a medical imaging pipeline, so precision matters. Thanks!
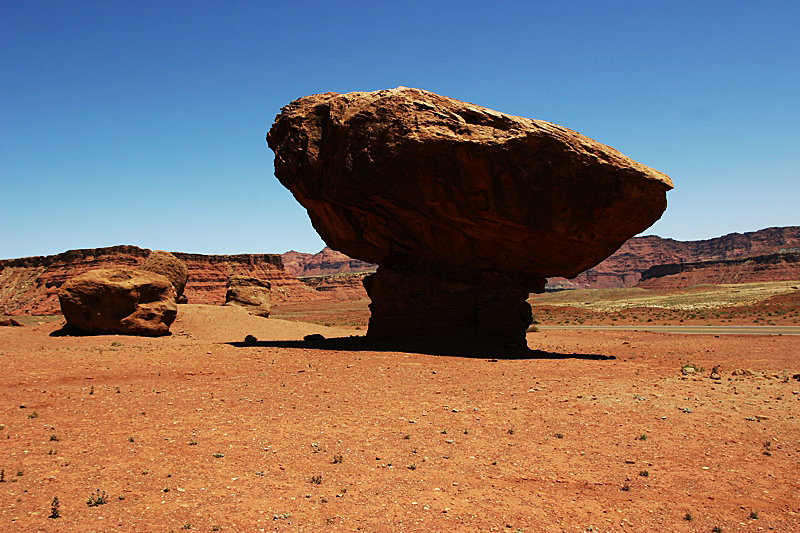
left=267, top=87, right=673, bottom=347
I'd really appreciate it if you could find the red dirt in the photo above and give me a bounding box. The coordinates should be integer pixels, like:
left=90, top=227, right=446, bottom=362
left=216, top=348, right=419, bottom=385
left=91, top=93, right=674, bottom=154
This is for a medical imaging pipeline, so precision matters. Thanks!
left=2, top=304, right=799, bottom=532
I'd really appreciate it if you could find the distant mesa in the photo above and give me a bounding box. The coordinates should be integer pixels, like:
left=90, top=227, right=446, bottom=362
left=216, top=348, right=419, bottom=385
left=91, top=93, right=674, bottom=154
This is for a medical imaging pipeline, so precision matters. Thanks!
left=268, top=87, right=672, bottom=346
left=0, top=245, right=322, bottom=316
left=58, top=268, right=177, bottom=336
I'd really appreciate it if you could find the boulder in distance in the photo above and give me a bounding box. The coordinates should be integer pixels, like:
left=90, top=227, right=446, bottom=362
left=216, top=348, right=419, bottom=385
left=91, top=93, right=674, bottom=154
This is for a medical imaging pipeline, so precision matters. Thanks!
left=140, top=250, right=189, bottom=299
left=58, top=269, right=177, bottom=336
left=223, top=275, right=271, bottom=317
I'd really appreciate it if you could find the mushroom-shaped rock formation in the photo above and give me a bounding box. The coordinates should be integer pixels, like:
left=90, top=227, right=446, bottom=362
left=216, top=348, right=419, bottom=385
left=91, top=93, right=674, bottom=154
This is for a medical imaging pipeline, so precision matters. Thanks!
left=267, top=87, right=673, bottom=347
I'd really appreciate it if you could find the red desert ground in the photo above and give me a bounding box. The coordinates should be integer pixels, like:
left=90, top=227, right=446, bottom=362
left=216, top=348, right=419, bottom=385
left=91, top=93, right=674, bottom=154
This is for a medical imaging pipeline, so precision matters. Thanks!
left=1, top=226, right=799, bottom=532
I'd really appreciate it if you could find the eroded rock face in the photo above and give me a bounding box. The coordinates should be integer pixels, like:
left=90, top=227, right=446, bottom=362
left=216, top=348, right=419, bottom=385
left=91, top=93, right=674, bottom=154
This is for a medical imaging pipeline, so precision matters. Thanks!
left=268, top=87, right=673, bottom=346
left=58, top=269, right=177, bottom=336
left=224, top=276, right=271, bottom=317
left=141, top=250, right=189, bottom=299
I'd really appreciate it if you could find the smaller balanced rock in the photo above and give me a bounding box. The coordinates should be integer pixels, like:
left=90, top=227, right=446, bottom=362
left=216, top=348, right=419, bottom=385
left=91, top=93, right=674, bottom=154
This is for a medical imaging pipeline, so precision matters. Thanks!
left=140, top=250, right=189, bottom=301
left=223, top=276, right=271, bottom=317
left=58, top=269, right=177, bottom=336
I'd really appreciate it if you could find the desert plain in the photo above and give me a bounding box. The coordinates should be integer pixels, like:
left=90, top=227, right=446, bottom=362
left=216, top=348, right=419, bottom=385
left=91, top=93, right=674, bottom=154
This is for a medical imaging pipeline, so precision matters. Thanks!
left=1, top=285, right=800, bottom=533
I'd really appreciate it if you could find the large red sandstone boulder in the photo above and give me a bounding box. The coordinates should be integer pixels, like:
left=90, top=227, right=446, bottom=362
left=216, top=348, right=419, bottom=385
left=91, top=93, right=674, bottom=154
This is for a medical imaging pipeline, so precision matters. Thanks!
left=140, top=250, right=189, bottom=299
left=268, top=87, right=673, bottom=346
left=58, top=269, right=177, bottom=336
left=223, top=275, right=271, bottom=317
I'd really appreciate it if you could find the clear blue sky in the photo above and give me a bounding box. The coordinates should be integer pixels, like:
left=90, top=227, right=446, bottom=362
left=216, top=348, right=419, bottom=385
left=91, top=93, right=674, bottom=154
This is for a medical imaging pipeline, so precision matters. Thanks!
left=2, top=1, right=798, bottom=259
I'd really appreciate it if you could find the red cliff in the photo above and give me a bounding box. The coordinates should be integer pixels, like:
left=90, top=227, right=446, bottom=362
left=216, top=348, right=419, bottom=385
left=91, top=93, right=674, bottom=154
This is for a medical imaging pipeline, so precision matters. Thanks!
left=0, top=246, right=324, bottom=316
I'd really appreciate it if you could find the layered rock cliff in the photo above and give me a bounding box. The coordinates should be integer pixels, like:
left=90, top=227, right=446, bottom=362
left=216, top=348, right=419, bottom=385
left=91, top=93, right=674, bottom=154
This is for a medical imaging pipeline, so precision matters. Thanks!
left=0, top=246, right=323, bottom=315
left=637, top=248, right=800, bottom=289
left=548, top=226, right=800, bottom=288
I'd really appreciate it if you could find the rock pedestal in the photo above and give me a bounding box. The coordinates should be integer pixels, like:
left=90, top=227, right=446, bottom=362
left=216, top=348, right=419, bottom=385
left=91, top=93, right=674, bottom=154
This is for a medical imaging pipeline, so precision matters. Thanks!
left=268, top=87, right=673, bottom=346
left=363, top=266, right=543, bottom=347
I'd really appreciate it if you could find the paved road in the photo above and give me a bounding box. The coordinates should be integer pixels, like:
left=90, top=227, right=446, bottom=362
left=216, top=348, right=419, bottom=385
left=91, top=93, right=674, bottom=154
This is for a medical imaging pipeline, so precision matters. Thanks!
left=537, top=325, right=800, bottom=335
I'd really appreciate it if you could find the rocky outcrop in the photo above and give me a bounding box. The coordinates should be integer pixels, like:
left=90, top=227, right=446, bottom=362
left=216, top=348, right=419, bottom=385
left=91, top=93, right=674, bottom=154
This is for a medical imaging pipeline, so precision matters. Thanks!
left=637, top=249, right=800, bottom=289
left=0, top=246, right=324, bottom=316
left=223, top=275, right=271, bottom=317
left=58, top=269, right=177, bottom=336
left=268, top=87, right=672, bottom=346
left=282, top=247, right=376, bottom=277
left=141, top=250, right=189, bottom=299
left=549, top=226, right=800, bottom=288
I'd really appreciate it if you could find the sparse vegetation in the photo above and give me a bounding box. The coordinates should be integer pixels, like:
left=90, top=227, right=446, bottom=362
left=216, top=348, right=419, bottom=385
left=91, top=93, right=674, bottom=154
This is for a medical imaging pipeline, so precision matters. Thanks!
left=639, top=470, right=649, bottom=477
left=86, top=489, right=108, bottom=507
left=681, top=362, right=704, bottom=375
left=49, top=496, right=60, bottom=518
left=310, top=474, right=323, bottom=484
left=332, top=454, right=343, bottom=464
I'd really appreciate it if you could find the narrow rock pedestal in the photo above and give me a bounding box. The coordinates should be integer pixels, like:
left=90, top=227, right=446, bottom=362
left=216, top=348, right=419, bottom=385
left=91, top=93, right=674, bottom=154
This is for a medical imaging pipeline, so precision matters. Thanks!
left=363, top=266, right=545, bottom=348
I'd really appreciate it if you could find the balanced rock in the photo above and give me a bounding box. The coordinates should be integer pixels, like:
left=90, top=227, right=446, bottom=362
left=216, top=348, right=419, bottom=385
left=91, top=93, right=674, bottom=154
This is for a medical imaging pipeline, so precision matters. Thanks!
left=223, top=276, right=271, bottom=317
left=268, top=87, right=673, bottom=346
left=140, top=250, right=189, bottom=299
left=58, top=269, right=177, bottom=336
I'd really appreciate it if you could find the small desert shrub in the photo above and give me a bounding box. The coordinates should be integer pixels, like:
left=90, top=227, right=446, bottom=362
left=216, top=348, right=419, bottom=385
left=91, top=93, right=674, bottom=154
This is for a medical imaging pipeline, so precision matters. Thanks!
left=681, top=363, right=704, bottom=376
left=639, top=470, right=649, bottom=477
left=49, top=496, right=60, bottom=518
left=749, top=510, right=758, bottom=519
left=212, top=452, right=224, bottom=458
left=310, top=474, right=323, bottom=484
left=332, top=454, right=343, bottom=464
left=86, top=489, right=108, bottom=507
